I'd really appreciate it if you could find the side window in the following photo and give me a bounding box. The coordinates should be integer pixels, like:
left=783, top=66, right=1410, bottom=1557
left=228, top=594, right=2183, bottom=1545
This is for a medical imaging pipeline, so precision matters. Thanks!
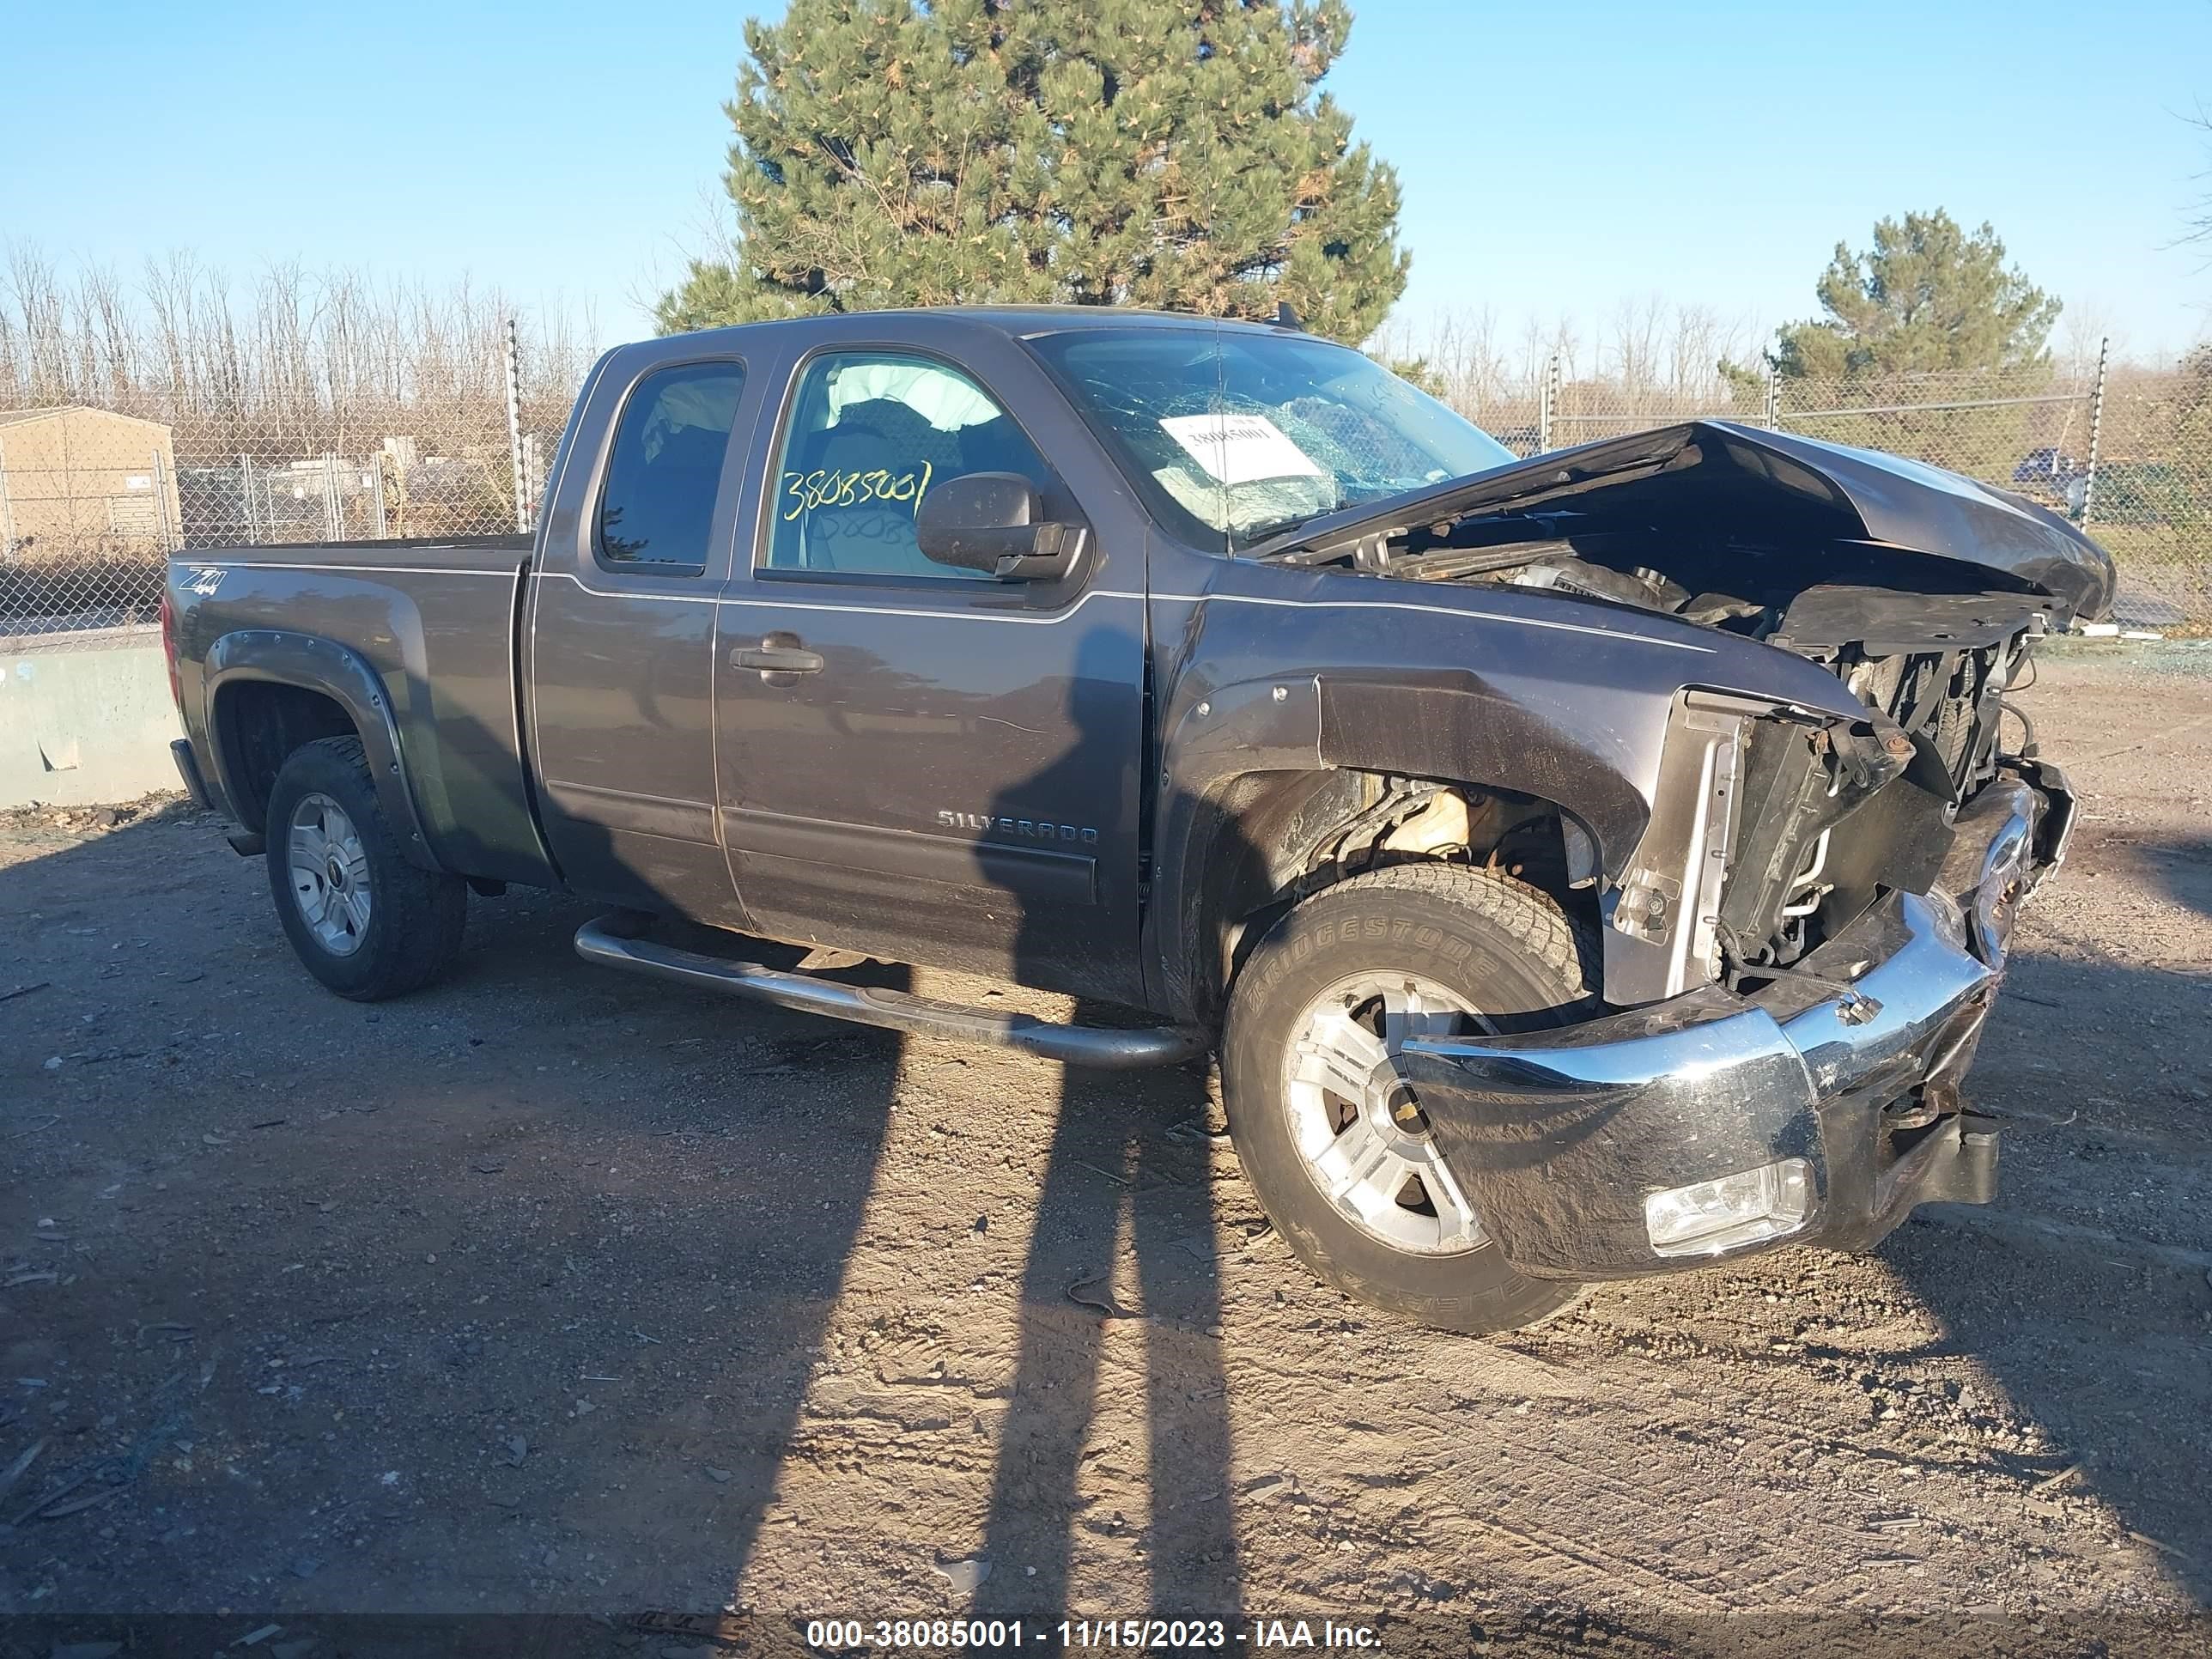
left=596, top=361, right=746, bottom=573
left=766, top=350, right=1051, bottom=579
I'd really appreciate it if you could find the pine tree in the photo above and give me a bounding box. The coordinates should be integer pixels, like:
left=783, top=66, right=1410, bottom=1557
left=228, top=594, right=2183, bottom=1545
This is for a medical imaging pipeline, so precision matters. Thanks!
left=655, top=0, right=1407, bottom=344
left=1771, top=210, right=2060, bottom=378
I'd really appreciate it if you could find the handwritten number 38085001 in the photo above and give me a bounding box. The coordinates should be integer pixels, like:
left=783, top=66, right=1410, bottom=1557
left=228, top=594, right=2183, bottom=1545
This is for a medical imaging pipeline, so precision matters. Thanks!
left=780, top=462, right=933, bottom=521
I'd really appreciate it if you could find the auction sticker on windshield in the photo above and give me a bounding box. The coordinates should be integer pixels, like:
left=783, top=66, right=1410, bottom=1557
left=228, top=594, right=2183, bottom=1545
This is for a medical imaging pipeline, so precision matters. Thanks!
left=1159, top=412, right=1324, bottom=486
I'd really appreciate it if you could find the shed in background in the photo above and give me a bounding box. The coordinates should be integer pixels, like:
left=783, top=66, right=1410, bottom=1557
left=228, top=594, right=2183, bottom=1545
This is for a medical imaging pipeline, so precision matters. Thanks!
left=0, top=406, right=182, bottom=560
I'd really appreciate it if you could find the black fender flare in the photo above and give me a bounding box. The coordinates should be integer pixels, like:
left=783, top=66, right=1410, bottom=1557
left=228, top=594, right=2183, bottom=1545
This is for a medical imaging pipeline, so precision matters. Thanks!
left=1146, top=670, right=1652, bottom=1024
left=1143, top=672, right=1324, bottom=1022
left=202, top=629, right=441, bottom=872
left=1311, top=672, right=1649, bottom=873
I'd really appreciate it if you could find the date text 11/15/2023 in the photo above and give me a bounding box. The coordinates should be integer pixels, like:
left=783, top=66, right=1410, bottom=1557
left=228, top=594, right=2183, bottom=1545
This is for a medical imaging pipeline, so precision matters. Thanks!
left=804, top=1617, right=1383, bottom=1650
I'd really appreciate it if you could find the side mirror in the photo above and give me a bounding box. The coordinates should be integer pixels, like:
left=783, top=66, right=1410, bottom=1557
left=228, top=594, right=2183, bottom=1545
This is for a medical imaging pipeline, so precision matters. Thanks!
left=916, top=471, right=1086, bottom=580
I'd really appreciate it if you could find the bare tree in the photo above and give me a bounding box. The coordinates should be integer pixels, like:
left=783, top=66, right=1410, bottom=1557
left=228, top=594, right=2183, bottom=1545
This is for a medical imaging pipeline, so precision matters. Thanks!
left=5, top=243, right=72, bottom=403
left=1379, top=299, right=1763, bottom=448
left=0, top=243, right=603, bottom=465
left=2056, top=301, right=2121, bottom=388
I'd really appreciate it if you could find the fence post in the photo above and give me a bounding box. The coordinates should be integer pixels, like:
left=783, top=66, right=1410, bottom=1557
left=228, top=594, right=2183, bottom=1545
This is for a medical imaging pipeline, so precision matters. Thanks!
left=2080, top=335, right=2109, bottom=526
left=1538, top=354, right=1557, bottom=453
left=239, top=453, right=256, bottom=543
left=503, top=316, right=530, bottom=534
left=0, top=435, right=18, bottom=563
left=151, top=447, right=176, bottom=550
left=323, top=452, right=342, bottom=541
left=1764, top=361, right=1780, bottom=429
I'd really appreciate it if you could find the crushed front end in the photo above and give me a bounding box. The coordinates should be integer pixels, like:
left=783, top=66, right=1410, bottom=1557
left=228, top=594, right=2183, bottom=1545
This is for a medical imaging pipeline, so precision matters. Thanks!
left=1401, top=598, right=2077, bottom=1281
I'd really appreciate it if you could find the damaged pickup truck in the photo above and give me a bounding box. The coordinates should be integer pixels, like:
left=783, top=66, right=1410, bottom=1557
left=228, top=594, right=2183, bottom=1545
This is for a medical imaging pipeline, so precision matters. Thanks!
left=161, top=308, right=2113, bottom=1331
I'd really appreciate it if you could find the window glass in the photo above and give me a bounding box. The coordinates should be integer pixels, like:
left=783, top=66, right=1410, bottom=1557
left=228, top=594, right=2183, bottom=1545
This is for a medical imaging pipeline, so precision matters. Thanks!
left=597, top=361, right=746, bottom=571
left=767, top=350, right=1050, bottom=578
left=1026, top=326, right=1515, bottom=553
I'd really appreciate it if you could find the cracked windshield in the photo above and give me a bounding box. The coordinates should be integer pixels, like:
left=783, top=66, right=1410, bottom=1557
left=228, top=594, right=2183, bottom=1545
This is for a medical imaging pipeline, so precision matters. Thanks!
left=1028, top=325, right=1515, bottom=550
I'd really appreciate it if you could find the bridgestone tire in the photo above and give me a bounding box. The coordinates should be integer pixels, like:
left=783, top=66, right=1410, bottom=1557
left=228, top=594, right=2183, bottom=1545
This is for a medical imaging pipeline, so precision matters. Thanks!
left=1222, top=863, right=1601, bottom=1334
left=264, top=735, right=467, bottom=1001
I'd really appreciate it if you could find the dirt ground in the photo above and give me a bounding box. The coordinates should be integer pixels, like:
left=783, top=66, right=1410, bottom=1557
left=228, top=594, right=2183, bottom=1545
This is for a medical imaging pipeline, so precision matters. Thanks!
left=2, top=642, right=2209, bottom=1655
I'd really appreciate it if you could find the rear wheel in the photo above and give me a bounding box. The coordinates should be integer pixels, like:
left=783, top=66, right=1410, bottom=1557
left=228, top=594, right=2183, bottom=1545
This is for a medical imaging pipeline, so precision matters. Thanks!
left=264, top=735, right=467, bottom=1000
left=1222, top=863, right=1600, bottom=1334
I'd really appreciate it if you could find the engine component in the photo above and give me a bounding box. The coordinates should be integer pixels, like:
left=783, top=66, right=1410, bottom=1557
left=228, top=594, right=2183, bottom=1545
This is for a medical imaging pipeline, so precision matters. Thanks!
left=1505, top=556, right=1689, bottom=613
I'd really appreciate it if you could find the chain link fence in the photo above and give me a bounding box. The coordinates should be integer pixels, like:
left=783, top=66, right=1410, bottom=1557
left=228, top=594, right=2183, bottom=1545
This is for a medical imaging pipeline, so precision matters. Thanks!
left=0, top=319, right=581, bottom=654
left=2069, top=361, right=2212, bottom=628
left=1455, top=346, right=2208, bottom=629
left=4, top=326, right=2209, bottom=653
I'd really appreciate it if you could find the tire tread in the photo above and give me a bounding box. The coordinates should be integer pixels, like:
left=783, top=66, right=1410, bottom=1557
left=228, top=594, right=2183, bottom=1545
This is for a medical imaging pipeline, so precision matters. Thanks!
left=264, top=735, right=466, bottom=1002
left=1325, top=861, right=1601, bottom=1006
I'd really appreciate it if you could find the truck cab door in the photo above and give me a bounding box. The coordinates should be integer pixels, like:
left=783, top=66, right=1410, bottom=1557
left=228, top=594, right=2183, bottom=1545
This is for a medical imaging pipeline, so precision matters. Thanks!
left=710, top=330, right=1150, bottom=1005
left=524, top=350, right=758, bottom=926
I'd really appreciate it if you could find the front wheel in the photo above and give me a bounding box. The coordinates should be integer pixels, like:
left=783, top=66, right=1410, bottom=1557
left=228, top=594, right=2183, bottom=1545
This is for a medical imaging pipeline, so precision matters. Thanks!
left=1221, top=863, right=1601, bottom=1334
left=264, top=735, right=467, bottom=1001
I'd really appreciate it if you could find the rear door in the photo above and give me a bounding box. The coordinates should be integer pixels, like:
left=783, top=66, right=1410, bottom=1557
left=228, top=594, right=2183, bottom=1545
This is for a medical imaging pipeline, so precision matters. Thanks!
left=710, top=322, right=1151, bottom=1003
left=525, top=346, right=757, bottom=924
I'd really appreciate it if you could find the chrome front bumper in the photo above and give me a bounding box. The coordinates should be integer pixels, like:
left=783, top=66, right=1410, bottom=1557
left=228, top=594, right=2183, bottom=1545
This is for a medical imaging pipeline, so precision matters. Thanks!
left=1401, top=766, right=2069, bottom=1281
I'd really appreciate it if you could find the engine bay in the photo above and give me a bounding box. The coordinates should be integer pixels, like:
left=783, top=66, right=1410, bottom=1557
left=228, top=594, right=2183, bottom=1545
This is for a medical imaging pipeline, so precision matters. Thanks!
left=1373, top=522, right=2058, bottom=995
left=1398, top=526, right=2056, bottom=797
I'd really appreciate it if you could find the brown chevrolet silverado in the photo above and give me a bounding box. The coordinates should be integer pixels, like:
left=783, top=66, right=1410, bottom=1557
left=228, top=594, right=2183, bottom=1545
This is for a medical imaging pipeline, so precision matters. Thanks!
left=161, top=307, right=2113, bottom=1332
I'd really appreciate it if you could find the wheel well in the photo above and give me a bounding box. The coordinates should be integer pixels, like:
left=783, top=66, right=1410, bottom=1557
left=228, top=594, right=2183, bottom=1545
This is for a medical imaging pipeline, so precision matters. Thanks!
left=1186, top=769, right=1601, bottom=1020
left=213, top=681, right=358, bottom=832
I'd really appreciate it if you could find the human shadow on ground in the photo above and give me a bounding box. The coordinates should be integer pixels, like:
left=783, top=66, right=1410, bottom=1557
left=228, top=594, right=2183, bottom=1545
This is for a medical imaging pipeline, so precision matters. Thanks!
left=970, top=1024, right=1241, bottom=1631
left=967, top=623, right=1245, bottom=1634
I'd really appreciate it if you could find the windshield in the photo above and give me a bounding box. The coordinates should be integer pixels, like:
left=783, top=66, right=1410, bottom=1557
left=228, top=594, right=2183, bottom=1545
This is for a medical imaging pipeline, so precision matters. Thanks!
left=1024, top=325, right=1516, bottom=551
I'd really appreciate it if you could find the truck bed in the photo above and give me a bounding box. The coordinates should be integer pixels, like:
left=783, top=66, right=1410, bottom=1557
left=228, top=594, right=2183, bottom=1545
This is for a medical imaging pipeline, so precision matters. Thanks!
left=168, top=536, right=552, bottom=887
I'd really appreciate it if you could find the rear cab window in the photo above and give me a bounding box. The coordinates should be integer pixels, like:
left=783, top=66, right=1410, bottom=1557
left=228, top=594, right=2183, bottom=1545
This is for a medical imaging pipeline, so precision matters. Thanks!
left=596, top=361, right=747, bottom=574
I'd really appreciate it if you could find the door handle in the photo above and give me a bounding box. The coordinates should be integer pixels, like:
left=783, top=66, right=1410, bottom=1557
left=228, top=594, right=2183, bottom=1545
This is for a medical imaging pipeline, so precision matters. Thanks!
left=730, top=633, right=823, bottom=675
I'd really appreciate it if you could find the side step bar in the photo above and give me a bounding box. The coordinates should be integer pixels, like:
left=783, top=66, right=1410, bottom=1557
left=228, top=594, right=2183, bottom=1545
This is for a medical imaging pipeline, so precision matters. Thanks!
left=574, top=915, right=1205, bottom=1071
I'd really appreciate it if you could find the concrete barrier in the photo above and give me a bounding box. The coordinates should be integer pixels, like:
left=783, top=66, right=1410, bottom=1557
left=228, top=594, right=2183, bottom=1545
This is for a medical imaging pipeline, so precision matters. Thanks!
left=0, top=632, right=185, bottom=808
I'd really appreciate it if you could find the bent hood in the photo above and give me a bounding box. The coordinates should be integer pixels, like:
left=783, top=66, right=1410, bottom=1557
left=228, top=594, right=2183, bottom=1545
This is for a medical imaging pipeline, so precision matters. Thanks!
left=1267, top=419, right=2117, bottom=620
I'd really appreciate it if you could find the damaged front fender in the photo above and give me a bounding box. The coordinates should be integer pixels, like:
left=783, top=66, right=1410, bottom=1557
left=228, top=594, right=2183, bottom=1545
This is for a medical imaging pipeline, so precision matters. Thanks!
left=1143, top=557, right=1887, bottom=1022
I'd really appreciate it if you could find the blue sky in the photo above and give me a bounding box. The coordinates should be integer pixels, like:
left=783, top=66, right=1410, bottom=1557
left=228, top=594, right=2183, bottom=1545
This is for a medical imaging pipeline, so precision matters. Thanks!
left=4, top=0, right=2208, bottom=361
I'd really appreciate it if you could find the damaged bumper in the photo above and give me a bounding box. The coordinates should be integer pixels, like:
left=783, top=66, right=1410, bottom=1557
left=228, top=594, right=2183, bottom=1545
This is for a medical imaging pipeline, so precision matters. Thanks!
left=1401, top=765, right=2073, bottom=1281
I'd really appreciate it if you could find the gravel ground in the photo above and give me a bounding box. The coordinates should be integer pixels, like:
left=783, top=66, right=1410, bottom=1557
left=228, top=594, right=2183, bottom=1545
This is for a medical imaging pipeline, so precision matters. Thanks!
left=1, top=642, right=2208, bottom=1655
